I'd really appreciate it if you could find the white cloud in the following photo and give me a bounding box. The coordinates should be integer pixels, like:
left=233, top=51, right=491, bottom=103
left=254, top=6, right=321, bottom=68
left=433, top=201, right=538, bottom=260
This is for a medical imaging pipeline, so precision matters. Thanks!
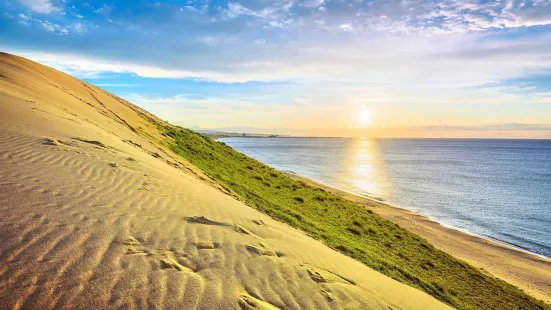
left=39, top=21, right=55, bottom=32
left=339, top=24, right=354, bottom=31
left=227, top=2, right=274, bottom=18
left=268, top=20, right=285, bottom=28
left=93, top=4, right=114, bottom=15
left=18, top=13, right=31, bottom=21
left=304, top=0, right=324, bottom=8
left=18, top=0, right=60, bottom=14
left=9, top=51, right=262, bottom=82
left=72, top=22, right=86, bottom=33
left=5, top=0, right=551, bottom=105
left=9, top=24, right=551, bottom=88
left=16, top=13, right=84, bottom=35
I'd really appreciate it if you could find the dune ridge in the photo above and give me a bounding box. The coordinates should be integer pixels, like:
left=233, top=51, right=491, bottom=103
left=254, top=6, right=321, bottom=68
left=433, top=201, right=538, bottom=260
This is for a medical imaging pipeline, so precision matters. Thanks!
left=0, top=53, right=451, bottom=308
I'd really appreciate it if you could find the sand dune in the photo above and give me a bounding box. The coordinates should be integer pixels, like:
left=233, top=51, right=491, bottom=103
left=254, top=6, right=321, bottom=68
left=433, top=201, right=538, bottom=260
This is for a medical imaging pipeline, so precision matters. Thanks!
left=0, top=53, right=451, bottom=308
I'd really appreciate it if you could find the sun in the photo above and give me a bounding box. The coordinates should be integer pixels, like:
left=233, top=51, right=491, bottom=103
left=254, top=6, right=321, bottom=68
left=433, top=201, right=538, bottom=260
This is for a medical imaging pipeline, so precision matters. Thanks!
left=357, top=108, right=371, bottom=124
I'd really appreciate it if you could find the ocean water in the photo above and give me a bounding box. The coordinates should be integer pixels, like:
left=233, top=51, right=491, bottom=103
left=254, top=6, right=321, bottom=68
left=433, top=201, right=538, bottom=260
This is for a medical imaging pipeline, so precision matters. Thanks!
left=219, top=137, right=551, bottom=259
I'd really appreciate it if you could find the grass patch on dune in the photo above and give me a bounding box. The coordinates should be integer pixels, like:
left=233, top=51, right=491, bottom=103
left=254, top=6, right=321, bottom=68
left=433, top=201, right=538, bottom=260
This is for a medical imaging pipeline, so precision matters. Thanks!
left=163, top=125, right=547, bottom=310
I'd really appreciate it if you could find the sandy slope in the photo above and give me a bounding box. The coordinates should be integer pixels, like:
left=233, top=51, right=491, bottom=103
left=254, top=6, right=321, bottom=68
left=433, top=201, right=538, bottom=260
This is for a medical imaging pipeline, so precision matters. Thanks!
left=288, top=174, right=551, bottom=304
left=0, top=53, right=451, bottom=309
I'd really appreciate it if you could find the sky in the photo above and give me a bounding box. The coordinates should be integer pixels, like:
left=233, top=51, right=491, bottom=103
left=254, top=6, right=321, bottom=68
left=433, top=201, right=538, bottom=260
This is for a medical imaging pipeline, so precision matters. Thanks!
left=1, top=0, right=551, bottom=138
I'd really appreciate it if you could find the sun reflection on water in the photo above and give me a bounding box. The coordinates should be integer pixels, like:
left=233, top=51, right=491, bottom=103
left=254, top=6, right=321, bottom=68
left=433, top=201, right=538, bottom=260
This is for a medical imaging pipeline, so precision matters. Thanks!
left=347, top=138, right=388, bottom=199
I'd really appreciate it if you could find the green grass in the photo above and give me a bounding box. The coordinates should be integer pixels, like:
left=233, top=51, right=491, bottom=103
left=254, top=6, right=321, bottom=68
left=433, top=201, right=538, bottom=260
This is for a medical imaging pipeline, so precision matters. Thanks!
left=162, top=125, right=548, bottom=310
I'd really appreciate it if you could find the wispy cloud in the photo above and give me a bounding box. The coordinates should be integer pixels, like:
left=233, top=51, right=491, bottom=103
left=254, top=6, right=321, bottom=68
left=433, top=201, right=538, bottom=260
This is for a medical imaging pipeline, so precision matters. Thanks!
left=15, top=13, right=86, bottom=35
left=3, top=1, right=551, bottom=83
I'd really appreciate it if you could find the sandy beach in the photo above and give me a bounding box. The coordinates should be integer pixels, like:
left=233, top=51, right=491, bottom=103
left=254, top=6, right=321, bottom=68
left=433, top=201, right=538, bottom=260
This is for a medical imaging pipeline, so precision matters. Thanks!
left=0, top=53, right=456, bottom=308
left=287, top=173, right=551, bottom=304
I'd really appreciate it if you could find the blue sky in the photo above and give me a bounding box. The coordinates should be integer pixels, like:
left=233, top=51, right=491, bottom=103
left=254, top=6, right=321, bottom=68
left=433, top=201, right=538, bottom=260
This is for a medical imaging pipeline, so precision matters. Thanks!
left=1, top=0, right=551, bottom=137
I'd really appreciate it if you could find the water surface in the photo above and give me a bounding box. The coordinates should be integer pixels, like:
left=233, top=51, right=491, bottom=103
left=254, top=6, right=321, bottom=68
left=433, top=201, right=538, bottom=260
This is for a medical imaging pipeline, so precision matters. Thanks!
left=220, top=137, right=551, bottom=258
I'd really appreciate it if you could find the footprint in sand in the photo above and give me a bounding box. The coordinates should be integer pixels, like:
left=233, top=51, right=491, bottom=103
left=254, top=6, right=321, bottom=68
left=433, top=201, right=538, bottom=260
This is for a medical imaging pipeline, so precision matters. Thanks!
left=186, top=216, right=227, bottom=226
left=138, top=181, right=149, bottom=191
left=320, top=289, right=336, bottom=302
left=235, top=224, right=265, bottom=240
left=187, top=218, right=262, bottom=239
left=122, top=237, right=149, bottom=255
left=72, top=137, right=108, bottom=148
left=160, top=259, right=194, bottom=272
left=195, top=241, right=216, bottom=250
left=245, top=243, right=278, bottom=257
left=251, top=219, right=266, bottom=226
left=122, top=240, right=195, bottom=272
left=238, top=294, right=280, bottom=310
left=123, top=237, right=141, bottom=246
left=125, top=247, right=148, bottom=255
left=234, top=224, right=254, bottom=235
left=155, top=247, right=174, bottom=254
left=43, top=138, right=65, bottom=146
left=301, top=263, right=355, bottom=285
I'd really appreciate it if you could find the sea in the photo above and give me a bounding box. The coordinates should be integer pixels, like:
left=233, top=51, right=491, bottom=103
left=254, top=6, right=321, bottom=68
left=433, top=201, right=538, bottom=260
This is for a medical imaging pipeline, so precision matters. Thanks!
left=219, top=137, right=551, bottom=259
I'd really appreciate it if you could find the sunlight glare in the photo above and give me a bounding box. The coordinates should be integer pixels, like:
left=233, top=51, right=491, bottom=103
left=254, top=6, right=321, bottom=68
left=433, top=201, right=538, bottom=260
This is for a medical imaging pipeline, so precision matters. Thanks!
left=349, top=138, right=387, bottom=198
left=357, top=108, right=371, bottom=124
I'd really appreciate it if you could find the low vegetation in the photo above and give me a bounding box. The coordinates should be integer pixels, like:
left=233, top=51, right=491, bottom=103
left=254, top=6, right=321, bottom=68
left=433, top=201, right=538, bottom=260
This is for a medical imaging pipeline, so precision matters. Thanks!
left=162, top=125, right=548, bottom=310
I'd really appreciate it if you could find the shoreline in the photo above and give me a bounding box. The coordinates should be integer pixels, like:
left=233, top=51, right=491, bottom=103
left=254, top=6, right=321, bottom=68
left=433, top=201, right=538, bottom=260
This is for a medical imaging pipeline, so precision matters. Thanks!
left=311, top=178, right=551, bottom=262
left=285, top=172, right=551, bottom=304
